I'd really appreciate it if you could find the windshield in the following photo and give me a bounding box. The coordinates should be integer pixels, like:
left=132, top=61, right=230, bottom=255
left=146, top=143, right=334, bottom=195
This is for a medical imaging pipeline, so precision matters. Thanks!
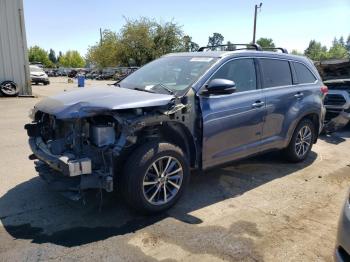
left=119, top=56, right=218, bottom=95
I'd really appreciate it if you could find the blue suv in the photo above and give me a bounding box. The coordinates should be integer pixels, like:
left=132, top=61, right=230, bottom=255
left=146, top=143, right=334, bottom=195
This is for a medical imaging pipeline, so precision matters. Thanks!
left=25, top=44, right=326, bottom=213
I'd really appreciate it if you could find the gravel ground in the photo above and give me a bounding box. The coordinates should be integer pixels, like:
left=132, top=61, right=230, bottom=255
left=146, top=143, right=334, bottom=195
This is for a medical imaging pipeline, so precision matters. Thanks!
left=0, top=77, right=349, bottom=261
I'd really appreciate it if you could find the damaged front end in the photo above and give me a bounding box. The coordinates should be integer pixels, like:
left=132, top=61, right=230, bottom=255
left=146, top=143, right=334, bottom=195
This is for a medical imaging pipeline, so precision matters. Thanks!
left=25, top=113, right=119, bottom=200
left=25, top=88, right=193, bottom=201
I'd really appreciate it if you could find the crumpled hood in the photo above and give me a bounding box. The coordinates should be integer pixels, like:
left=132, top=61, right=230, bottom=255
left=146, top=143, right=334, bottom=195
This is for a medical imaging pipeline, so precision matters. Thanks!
left=34, top=87, right=174, bottom=119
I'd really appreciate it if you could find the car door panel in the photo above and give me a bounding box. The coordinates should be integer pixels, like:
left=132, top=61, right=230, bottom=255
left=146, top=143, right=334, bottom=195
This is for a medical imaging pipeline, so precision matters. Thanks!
left=200, top=90, right=265, bottom=168
left=199, top=58, right=266, bottom=169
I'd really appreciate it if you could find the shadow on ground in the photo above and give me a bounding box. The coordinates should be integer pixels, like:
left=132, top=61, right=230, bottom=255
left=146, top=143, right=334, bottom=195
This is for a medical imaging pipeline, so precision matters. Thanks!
left=0, top=151, right=317, bottom=248
left=320, top=125, right=350, bottom=145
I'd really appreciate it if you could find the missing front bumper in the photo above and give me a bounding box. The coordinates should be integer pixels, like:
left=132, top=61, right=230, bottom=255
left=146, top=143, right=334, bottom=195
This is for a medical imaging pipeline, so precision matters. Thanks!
left=28, top=137, right=114, bottom=198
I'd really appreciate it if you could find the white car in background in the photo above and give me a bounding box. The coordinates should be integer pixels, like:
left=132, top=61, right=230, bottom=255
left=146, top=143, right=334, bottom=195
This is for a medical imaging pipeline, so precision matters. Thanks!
left=30, top=65, right=50, bottom=85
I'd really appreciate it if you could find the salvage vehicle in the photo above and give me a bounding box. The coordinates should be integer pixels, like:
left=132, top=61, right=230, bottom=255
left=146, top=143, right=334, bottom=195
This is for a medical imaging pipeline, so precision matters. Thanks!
left=316, top=59, right=350, bottom=132
left=25, top=44, right=326, bottom=213
left=30, top=65, right=50, bottom=85
left=335, top=189, right=350, bottom=262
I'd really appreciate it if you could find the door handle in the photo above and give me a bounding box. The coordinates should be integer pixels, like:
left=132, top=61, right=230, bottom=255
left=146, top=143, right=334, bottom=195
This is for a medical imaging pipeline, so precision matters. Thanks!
left=294, top=92, right=304, bottom=99
left=252, top=101, right=265, bottom=108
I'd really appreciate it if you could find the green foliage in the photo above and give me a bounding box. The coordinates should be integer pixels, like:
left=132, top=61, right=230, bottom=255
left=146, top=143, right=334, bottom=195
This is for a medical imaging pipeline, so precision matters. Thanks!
left=226, top=41, right=236, bottom=51
left=328, top=42, right=348, bottom=59
left=48, top=49, right=57, bottom=64
left=86, top=30, right=121, bottom=68
left=256, top=38, right=275, bottom=48
left=28, top=46, right=52, bottom=67
left=86, top=18, right=185, bottom=67
left=208, top=33, right=224, bottom=46
left=59, top=50, right=85, bottom=68
left=181, top=35, right=199, bottom=52
left=304, top=38, right=349, bottom=61
left=304, top=40, right=329, bottom=61
left=291, top=49, right=303, bottom=56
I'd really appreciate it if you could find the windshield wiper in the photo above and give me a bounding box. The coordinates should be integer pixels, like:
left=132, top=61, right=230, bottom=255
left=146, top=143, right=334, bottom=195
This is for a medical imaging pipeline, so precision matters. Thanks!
left=152, top=83, right=174, bottom=95
left=133, top=87, right=155, bottom=93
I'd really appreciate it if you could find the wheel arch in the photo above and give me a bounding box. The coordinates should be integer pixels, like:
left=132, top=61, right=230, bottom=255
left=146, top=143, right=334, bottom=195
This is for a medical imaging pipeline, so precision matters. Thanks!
left=286, top=112, right=320, bottom=146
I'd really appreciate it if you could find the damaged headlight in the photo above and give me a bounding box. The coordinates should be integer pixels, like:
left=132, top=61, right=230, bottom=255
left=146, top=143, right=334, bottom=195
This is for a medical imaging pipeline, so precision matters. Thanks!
left=91, top=124, right=115, bottom=147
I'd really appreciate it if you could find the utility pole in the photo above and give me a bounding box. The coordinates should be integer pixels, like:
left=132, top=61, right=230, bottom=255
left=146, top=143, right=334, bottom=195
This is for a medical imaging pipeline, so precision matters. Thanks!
left=100, top=28, right=103, bottom=46
left=253, top=3, right=263, bottom=43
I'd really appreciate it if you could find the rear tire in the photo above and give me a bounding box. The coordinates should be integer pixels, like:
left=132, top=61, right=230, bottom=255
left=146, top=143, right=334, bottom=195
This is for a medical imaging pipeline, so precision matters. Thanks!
left=284, top=118, right=315, bottom=162
left=121, top=141, right=190, bottom=213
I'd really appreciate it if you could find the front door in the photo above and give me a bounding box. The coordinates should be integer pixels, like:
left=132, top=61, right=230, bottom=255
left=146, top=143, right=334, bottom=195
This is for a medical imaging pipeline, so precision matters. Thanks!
left=199, top=58, right=266, bottom=169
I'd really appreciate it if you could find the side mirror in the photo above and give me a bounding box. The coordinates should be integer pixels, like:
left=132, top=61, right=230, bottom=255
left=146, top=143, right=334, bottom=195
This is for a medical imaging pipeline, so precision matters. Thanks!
left=205, top=79, right=236, bottom=95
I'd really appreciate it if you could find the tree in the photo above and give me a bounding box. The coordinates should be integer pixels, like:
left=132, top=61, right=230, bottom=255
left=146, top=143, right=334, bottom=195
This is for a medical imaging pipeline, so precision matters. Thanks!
left=28, top=46, right=52, bottom=67
left=226, top=41, right=236, bottom=51
left=328, top=40, right=349, bottom=59
left=153, top=21, right=184, bottom=57
left=86, top=30, right=121, bottom=68
left=256, top=38, right=275, bottom=48
left=59, top=50, right=85, bottom=68
left=304, top=40, right=329, bottom=61
left=345, top=35, right=350, bottom=52
left=86, top=17, right=186, bottom=67
left=208, top=33, right=224, bottom=47
left=118, top=17, right=156, bottom=66
left=291, top=49, right=303, bottom=56
left=48, top=49, right=57, bottom=64
left=57, top=51, right=63, bottom=63
left=182, top=35, right=199, bottom=52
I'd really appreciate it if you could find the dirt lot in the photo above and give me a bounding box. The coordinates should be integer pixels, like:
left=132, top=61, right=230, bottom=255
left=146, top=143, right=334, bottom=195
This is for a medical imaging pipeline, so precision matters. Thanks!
left=0, top=77, right=350, bottom=261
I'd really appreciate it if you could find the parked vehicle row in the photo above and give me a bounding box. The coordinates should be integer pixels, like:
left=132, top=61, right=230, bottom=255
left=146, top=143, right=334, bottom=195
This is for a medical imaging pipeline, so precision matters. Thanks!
left=43, top=67, right=139, bottom=81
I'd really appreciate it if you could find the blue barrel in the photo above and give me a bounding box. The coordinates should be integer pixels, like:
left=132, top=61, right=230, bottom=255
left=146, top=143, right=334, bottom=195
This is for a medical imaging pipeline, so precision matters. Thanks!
left=78, top=75, right=85, bottom=87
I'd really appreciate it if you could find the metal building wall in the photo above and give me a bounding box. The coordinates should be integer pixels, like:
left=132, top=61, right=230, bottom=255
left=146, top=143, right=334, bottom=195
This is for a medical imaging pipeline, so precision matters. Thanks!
left=0, top=0, right=31, bottom=95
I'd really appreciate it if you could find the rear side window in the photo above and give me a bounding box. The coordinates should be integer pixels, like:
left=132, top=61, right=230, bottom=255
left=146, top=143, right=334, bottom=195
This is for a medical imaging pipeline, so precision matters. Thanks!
left=210, top=58, right=257, bottom=92
left=293, top=62, right=317, bottom=84
left=260, top=58, right=292, bottom=88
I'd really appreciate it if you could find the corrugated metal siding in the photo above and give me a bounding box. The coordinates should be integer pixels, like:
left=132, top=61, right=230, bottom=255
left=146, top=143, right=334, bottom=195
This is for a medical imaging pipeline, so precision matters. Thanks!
left=0, top=0, right=31, bottom=95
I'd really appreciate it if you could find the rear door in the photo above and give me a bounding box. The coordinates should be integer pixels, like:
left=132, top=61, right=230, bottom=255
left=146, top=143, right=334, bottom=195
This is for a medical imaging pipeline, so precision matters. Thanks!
left=259, top=58, right=317, bottom=149
left=200, top=58, right=266, bottom=169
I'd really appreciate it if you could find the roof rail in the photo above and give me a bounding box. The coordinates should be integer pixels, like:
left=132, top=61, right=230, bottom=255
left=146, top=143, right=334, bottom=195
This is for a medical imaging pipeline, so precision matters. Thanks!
left=197, top=43, right=262, bottom=52
left=262, top=47, right=288, bottom=54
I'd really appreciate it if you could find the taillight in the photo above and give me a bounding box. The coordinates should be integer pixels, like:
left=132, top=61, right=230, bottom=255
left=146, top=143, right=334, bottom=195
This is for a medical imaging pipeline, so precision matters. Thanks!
left=321, top=85, right=328, bottom=94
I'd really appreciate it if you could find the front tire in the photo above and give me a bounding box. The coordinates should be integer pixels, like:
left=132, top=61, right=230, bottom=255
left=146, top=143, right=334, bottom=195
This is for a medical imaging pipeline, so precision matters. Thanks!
left=121, top=141, right=190, bottom=213
left=284, top=118, right=315, bottom=162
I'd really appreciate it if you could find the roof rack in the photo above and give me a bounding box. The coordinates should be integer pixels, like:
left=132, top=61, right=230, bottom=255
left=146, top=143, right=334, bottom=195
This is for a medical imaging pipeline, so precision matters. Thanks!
left=262, top=47, right=288, bottom=54
left=197, top=43, right=262, bottom=52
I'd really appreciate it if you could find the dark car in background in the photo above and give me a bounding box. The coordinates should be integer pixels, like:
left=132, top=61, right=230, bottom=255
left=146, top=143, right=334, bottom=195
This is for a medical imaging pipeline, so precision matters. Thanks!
left=114, top=66, right=139, bottom=81
left=94, top=67, right=117, bottom=80
left=25, top=44, right=326, bottom=213
left=335, top=190, right=350, bottom=262
left=316, top=59, right=350, bottom=132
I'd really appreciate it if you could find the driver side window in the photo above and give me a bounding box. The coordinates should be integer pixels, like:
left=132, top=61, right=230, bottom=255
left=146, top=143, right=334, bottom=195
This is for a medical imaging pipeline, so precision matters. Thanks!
left=211, top=58, right=257, bottom=92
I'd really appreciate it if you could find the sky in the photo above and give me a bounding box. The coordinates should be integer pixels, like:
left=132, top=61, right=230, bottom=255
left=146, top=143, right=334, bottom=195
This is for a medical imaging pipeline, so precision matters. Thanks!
left=24, top=0, right=350, bottom=56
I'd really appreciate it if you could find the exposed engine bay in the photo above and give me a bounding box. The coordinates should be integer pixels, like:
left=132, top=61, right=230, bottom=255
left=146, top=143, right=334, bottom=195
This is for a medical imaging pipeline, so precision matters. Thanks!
left=315, top=59, right=350, bottom=132
left=24, top=93, right=195, bottom=201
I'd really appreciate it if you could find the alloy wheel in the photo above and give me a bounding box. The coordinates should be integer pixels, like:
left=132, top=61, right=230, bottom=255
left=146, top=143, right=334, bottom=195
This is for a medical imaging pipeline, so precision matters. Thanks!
left=295, top=125, right=312, bottom=157
left=142, top=156, right=183, bottom=205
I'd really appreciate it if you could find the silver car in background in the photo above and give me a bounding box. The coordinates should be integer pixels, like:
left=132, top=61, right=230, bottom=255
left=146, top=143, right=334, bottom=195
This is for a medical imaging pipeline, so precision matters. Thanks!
left=30, top=65, right=50, bottom=85
left=335, top=190, right=350, bottom=261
